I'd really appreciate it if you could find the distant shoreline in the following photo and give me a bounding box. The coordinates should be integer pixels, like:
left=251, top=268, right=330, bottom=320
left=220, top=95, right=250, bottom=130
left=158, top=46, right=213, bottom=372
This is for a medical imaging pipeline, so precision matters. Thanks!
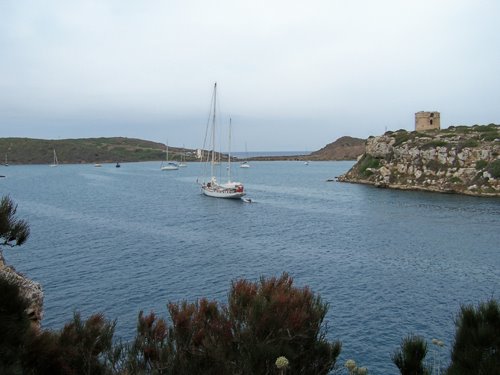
left=0, top=136, right=364, bottom=164
left=231, top=151, right=311, bottom=158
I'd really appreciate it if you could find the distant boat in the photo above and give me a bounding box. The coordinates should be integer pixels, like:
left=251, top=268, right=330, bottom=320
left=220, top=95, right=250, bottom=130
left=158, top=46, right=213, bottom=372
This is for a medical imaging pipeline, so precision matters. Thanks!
left=160, top=142, right=178, bottom=171
left=240, top=143, right=250, bottom=168
left=49, top=149, right=59, bottom=167
left=94, top=163, right=102, bottom=167
left=4, top=153, right=8, bottom=166
left=178, top=145, right=187, bottom=167
left=304, top=161, right=309, bottom=166
left=115, top=162, right=121, bottom=168
left=199, top=83, right=245, bottom=199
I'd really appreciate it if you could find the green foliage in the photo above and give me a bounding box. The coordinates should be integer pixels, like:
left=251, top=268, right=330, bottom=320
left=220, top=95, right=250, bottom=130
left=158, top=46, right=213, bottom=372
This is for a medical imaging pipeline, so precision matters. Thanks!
left=22, top=312, right=116, bottom=375
left=488, top=159, right=500, bottom=178
left=446, top=299, right=500, bottom=375
left=392, top=335, right=429, bottom=375
left=454, top=126, right=472, bottom=134
left=0, top=137, right=194, bottom=164
left=228, top=273, right=341, bottom=375
left=475, top=160, right=488, bottom=170
left=459, top=139, right=479, bottom=148
left=0, top=196, right=30, bottom=248
left=426, top=159, right=443, bottom=172
left=393, top=133, right=412, bottom=146
left=472, top=124, right=498, bottom=132
left=481, top=132, right=499, bottom=141
left=358, top=155, right=381, bottom=177
left=123, top=273, right=341, bottom=375
left=410, top=131, right=427, bottom=137
left=123, top=311, right=175, bottom=374
left=169, top=299, right=233, bottom=374
left=421, top=140, right=449, bottom=150
left=450, top=177, right=462, bottom=184
left=0, top=277, right=31, bottom=374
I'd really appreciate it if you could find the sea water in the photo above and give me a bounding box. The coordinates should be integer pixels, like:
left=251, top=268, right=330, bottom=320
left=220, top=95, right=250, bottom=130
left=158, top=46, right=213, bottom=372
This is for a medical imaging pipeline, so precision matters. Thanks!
left=1, top=161, right=499, bottom=374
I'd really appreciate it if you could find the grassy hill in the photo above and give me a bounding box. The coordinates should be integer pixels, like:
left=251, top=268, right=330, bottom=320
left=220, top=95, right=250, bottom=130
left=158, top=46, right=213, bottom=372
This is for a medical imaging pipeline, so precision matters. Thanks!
left=0, top=135, right=368, bottom=165
left=308, top=136, right=365, bottom=160
left=247, top=136, right=365, bottom=161
left=0, top=137, right=197, bottom=165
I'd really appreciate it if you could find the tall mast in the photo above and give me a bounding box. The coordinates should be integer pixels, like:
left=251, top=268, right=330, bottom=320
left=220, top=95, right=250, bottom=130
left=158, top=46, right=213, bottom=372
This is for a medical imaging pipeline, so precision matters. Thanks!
left=211, top=82, right=217, bottom=179
left=228, top=118, right=232, bottom=182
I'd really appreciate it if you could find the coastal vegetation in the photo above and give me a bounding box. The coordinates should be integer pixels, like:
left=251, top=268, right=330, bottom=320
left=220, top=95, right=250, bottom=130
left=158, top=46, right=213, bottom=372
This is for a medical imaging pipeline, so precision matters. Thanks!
left=339, top=124, right=500, bottom=197
left=0, top=137, right=198, bottom=165
left=1, top=198, right=499, bottom=374
left=0, top=135, right=366, bottom=165
left=0, top=195, right=30, bottom=248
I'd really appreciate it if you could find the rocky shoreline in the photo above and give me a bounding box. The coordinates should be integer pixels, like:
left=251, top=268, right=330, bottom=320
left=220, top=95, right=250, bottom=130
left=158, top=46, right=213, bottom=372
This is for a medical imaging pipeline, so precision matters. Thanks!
left=0, top=253, right=44, bottom=329
left=338, top=124, right=500, bottom=197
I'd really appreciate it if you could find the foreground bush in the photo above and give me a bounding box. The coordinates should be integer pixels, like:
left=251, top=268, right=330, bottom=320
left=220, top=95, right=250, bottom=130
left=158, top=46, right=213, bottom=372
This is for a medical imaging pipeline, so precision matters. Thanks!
left=446, top=299, right=500, bottom=374
left=22, top=312, right=115, bottom=375
left=123, top=273, right=341, bottom=374
left=0, top=278, right=31, bottom=374
left=228, top=274, right=341, bottom=374
left=392, top=335, right=429, bottom=375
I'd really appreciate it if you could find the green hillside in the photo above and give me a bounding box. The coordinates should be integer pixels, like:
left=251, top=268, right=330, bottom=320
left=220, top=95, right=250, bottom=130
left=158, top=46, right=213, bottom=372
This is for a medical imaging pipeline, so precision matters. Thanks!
left=0, top=137, right=197, bottom=165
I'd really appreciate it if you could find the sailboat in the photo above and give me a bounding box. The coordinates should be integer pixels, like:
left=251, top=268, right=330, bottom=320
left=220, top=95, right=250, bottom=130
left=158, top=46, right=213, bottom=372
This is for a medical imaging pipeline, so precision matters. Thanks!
left=4, top=153, right=8, bottom=166
left=160, top=142, right=178, bottom=171
left=240, top=142, right=250, bottom=168
left=199, top=83, right=245, bottom=199
left=49, top=149, right=59, bottom=167
left=178, top=145, right=187, bottom=167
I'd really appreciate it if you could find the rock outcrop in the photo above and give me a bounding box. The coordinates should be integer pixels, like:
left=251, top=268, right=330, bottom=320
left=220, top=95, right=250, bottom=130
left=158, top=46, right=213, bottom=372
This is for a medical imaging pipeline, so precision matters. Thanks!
left=0, top=253, right=44, bottom=328
left=308, top=136, right=365, bottom=161
left=338, top=124, right=500, bottom=197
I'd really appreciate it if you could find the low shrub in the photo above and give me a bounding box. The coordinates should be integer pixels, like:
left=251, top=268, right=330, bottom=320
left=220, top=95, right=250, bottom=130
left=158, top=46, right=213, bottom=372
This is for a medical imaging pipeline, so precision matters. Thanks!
left=475, top=160, right=488, bottom=170
left=358, top=155, right=381, bottom=177
left=447, top=300, right=500, bottom=374
left=421, top=140, right=449, bottom=150
left=426, top=159, right=443, bottom=172
left=392, top=335, right=429, bottom=375
left=472, top=124, right=498, bottom=132
left=488, top=159, right=500, bottom=178
left=459, top=139, right=479, bottom=148
left=393, top=133, right=412, bottom=146
left=481, top=132, right=499, bottom=141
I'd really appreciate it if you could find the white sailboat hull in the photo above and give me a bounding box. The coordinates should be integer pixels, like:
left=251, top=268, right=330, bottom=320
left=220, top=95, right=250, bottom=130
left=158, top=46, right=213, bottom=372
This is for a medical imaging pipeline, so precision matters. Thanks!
left=201, top=180, right=245, bottom=199
left=161, top=164, right=179, bottom=170
left=201, top=186, right=245, bottom=199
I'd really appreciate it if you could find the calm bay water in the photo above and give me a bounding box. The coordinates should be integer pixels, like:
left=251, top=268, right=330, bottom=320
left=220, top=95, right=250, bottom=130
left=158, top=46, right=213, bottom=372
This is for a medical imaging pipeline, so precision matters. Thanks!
left=2, top=161, right=499, bottom=374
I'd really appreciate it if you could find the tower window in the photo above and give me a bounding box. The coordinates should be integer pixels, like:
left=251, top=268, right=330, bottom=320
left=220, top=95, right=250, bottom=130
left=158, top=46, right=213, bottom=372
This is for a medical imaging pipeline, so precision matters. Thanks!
left=430, top=113, right=434, bottom=117
left=430, top=119, right=433, bottom=125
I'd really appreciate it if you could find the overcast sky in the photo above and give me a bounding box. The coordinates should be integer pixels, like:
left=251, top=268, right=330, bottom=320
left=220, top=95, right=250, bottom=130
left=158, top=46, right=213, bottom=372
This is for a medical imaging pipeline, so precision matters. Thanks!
left=1, top=0, right=499, bottom=151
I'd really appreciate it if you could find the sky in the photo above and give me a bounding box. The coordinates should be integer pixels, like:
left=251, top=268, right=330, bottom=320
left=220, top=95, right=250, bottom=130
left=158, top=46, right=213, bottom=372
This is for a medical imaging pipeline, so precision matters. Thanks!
left=1, top=0, right=499, bottom=152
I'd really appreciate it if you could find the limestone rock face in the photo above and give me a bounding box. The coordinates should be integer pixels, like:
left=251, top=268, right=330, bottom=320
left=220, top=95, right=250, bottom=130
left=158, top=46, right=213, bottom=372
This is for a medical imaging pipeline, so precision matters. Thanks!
left=338, top=125, right=500, bottom=197
left=0, top=253, right=44, bottom=328
left=366, top=136, right=394, bottom=158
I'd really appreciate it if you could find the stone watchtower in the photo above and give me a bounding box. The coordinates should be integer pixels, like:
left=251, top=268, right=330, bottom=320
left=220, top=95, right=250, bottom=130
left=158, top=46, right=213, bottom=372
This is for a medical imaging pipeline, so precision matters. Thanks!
left=415, top=111, right=440, bottom=131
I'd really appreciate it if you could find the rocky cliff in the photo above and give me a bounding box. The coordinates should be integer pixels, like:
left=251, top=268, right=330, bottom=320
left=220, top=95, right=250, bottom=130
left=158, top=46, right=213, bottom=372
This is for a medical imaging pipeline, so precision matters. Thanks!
left=338, top=124, right=500, bottom=197
left=0, top=253, right=44, bottom=329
